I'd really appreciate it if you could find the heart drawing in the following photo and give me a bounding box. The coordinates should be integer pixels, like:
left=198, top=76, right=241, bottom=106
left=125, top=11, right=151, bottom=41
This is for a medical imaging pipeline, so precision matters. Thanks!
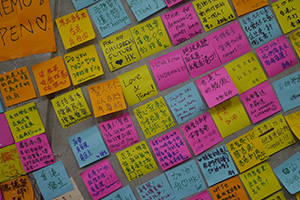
left=36, top=14, right=47, bottom=31
left=115, top=59, right=123, bottom=65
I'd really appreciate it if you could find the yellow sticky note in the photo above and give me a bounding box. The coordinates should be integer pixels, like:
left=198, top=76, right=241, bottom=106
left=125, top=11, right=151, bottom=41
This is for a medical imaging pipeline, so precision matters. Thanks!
left=296, top=191, right=300, bottom=200
left=0, top=144, right=26, bottom=183
left=134, top=97, right=175, bottom=138
left=265, top=191, right=286, bottom=200
left=253, top=115, right=295, bottom=156
left=51, top=88, right=92, bottom=129
left=290, top=30, right=300, bottom=58
left=116, top=141, right=158, bottom=182
left=100, top=29, right=141, bottom=71
left=55, top=9, right=95, bottom=49
left=88, top=78, right=126, bottom=117
left=130, top=16, right=171, bottom=58
left=193, top=0, right=235, bottom=31
left=209, top=96, right=251, bottom=138
left=118, top=65, right=158, bottom=106
left=225, top=52, right=267, bottom=94
left=5, top=102, right=45, bottom=142
left=285, top=110, right=300, bottom=140
left=240, top=161, right=281, bottom=200
left=64, top=44, right=104, bottom=85
left=232, top=0, right=268, bottom=16
left=52, top=177, right=84, bottom=200
left=272, top=0, right=300, bottom=34
left=227, top=131, right=269, bottom=173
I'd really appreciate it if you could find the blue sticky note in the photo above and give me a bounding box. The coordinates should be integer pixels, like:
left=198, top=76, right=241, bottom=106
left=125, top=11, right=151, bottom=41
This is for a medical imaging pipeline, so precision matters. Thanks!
left=72, top=0, right=100, bottom=10
left=33, top=161, right=74, bottom=200
left=165, top=82, right=206, bottom=124
left=126, top=0, right=166, bottom=21
left=0, top=101, right=3, bottom=113
left=103, top=185, right=137, bottom=200
left=68, top=126, right=109, bottom=168
left=273, top=70, right=300, bottom=112
left=274, top=152, right=300, bottom=194
left=240, top=6, right=282, bottom=48
left=197, top=145, right=238, bottom=187
left=88, top=0, right=131, bottom=38
left=137, top=174, right=175, bottom=200
left=165, top=160, right=206, bottom=199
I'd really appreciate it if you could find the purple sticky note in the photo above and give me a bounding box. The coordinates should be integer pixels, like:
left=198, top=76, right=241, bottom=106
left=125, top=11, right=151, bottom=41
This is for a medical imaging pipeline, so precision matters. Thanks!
left=188, top=190, right=212, bottom=200
left=0, top=113, right=14, bottom=148
left=196, top=67, right=238, bottom=108
left=256, top=35, right=297, bottom=78
left=164, top=0, right=183, bottom=7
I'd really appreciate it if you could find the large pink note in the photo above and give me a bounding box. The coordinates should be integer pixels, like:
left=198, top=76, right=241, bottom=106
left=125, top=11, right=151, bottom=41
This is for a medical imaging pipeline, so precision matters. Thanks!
left=0, top=113, right=14, bottom=148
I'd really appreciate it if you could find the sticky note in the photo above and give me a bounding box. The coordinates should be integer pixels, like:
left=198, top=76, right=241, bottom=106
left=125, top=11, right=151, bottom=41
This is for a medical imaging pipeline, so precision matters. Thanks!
left=225, top=52, right=267, bottom=94
left=56, top=9, right=95, bottom=49
left=150, top=129, right=191, bottom=171
left=32, top=56, right=71, bottom=96
left=227, top=131, right=268, bottom=172
left=285, top=110, right=300, bottom=140
left=88, top=0, right=131, bottom=38
left=0, top=101, right=3, bottom=113
left=126, top=0, right=166, bottom=21
left=297, top=192, right=300, bottom=200
left=137, top=174, right=176, bottom=200
left=209, top=21, right=251, bottom=64
left=116, top=141, right=158, bottom=182
left=273, top=70, right=300, bottom=112
left=0, top=113, right=14, bottom=148
left=290, top=29, right=300, bottom=58
left=165, top=0, right=183, bottom=7
left=197, top=145, right=238, bottom=186
left=103, top=185, right=136, bottom=200
left=196, top=67, right=238, bottom=108
left=130, top=16, right=171, bottom=58
left=161, top=3, right=202, bottom=45
left=232, top=0, right=268, bottom=16
left=0, top=66, right=36, bottom=107
left=118, top=65, right=158, bottom=106
left=88, top=78, right=126, bottom=117
left=52, top=177, right=84, bottom=200
left=240, top=161, right=281, bottom=199
left=68, top=126, right=109, bottom=168
left=188, top=191, right=212, bottom=200
left=51, top=88, right=92, bottom=129
left=209, top=176, right=249, bottom=200
left=165, top=82, right=206, bottom=124
left=100, top=29, right=141, bottom=71
left=165, top=160, right=206, bottom=199
left=99, top=113, right=140, bottom=153
left=149, top=50, right=190, bottom=91
left=180, top=38, right=221, bottom=79
left=64, top=44, right=104, bottom=85
left=256, top=35, right=297, bottom=78
left=209, top=96, right=251, bottom=138
left=272, top=0, right=300, bottom=34
left=0, top=144, right=26, bottom=183
left=33, top=161, right=74, bottom=200
left=72, top=0, right=100, bottom=10
left=265, top=191, right=286, bottom=200
left=134, top=97, right=175, bottom=138
left=193, top=0, right=235, bottom=31
left=80, top=159, right=122, bottom=200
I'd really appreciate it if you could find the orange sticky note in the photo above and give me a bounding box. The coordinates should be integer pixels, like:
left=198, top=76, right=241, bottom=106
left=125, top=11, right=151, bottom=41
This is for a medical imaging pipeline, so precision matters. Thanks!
left=232, top=0, right=268, bottom=16
left=0, top=66, right=36, bottom=107
left=32, top=56, right=71, bottom=96
left=88, top=78, right=126, bottom=118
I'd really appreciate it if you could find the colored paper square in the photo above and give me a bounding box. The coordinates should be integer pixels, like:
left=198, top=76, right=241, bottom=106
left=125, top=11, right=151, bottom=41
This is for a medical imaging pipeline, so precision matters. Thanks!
left=0, top=101, right=3, bottom=113
left=134, top=97, right=175, bottom=138
left=0, top=113, right=14, bottom=148
left=165, top=0, right=183, bottom=7
left=196, top=67, right=238, bottom=108
left=290, top=29, right=300, bottom=58
left=88, top=78, right=126, bottom=118
left=55, top=9, right=95, bottom=49
left=180, top=37, right=221, bottom=79
left=116, top=141, right=158, bottom=182
left=32, top=56, right=71, bottom=96
left=150, top=129, right=191, bottom=171
left=51, top=88, right=92, bottom=129
left=232, top=0, right=268, bottom=16
left=256, top=35, right=297, bottom=78
left=99, top=113, right=140, bottom=153
left=100, top=29, right=141, bottom=71
left=285, top=110, right=300, bottom=140
left=68, top=126, right=109, bottom=168
left=0, top=66, right=36, bottom=107
left=188, top=191, right=212, bottom=200
left=149, top=50, right=190, bottom=91
left=54, top=177, right=84, bottom=200
left=103, top=185, right=136, bottom=200
left=64, top=44, right=104, bottom=85
left=265, top=191, right=286, bottom=200
left=72, top=0, right=100, bottom=10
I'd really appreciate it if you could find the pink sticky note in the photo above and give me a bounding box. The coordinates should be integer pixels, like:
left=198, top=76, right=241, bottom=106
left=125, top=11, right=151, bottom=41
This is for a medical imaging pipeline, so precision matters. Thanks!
left=180, top=112, right=223, bottom=156
left=256, top=35, right=297, bottom=78
left=209, top=21, right=251, bottom=64
left=161, top=3, right=203, bottom=45
left=240, top=81, right=282, bottom=124
left=165, top=0, right=184, bottom=7
left=16, top=133, right=55, bottom=173
left=196, top=67, right=238, bottom=108
left=149, top=50, right=190, bottom=91
left=99, top=113, right=140, bottom=153
left=0, top=113, right=14, bottom=148
left=80, top=159, right=122, bottom=200
left=181, top=38, right=221, bottom=78
left=188, top=190, right=212, bottom=200
left=150, top=129, right=191, bottom=171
